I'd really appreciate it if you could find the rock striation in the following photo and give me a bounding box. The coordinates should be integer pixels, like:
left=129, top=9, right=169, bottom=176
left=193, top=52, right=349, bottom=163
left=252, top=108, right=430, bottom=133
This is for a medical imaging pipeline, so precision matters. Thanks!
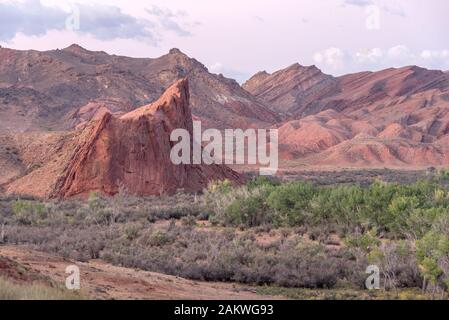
left=6, top=79, right=244, bottom=198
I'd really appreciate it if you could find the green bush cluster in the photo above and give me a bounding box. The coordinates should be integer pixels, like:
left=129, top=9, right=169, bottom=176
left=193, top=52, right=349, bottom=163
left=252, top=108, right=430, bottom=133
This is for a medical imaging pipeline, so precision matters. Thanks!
left=4, top=175, right=449, bottom=296
left=205, top=178, right=449, bottom=295
left=208, top=179, right=449, bottom=238
left=11, top=200, right=47, bottom=225
left=416, top=230, right=449, bottom=295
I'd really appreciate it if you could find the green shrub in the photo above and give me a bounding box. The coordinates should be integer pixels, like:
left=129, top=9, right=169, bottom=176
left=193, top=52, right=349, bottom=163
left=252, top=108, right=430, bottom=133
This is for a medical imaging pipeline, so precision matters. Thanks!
left=11, top=200, right=47, bottom=225
left=266, top=182, right=315, bottom=226
left=88, top=192, right=102, bottom=211
left=437, top=169, right=449, bottom=182
left=206, top=179, right=233, bottom=194
left=403, top=208, right=446, bottom=238
left=416, top=231, right=449, bottom=292
left=386, top=196, right=419, bottom=234
left=310, top=185, right=365, bottom=226
left=124, top=225, right=140, bottom=241
left=224, top=194, right=267, bottom=227
left=247, top=176, right=281, bottom=190
left=181, top=215, right=197, bottom=227
left=147, top=230, right=171, bottom=247
left=346, top=230, right=380, bottom=252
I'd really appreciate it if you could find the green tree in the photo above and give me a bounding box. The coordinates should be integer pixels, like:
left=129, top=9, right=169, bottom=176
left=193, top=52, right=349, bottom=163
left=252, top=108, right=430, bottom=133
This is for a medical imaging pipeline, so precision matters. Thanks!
left=416, top=231, right=449, bottom=296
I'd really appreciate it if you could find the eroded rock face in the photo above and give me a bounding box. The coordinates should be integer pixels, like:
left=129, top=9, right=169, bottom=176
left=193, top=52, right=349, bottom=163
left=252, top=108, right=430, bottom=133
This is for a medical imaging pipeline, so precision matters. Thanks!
left=246, top=64, right=449, bottom=168
left=0, top=45, right=278, bottom=133
left=6, top=79, right=243, bottom=199
left=243, top=63, right=338, bottom=115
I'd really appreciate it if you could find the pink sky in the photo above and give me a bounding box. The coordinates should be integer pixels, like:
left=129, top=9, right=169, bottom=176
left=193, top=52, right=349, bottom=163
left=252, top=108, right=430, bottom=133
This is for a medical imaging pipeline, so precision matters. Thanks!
left=1, top=0, right=448, bottom=82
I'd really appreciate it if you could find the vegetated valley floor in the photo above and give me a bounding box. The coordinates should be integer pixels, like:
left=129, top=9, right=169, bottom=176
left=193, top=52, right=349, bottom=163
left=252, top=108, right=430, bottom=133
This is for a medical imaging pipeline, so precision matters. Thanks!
left=0, top=169, right=447, bottom=300
left=0, top=245, right=278, bottom=300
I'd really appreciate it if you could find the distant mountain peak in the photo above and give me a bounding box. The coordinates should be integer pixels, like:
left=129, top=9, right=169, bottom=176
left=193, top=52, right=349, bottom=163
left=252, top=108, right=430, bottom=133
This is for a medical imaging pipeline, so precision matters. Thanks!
left=280, top=62, right=323, bottom=74
left=286, top=62, right=304, bottom=69
left=243, top=62, right=337, bottom=113
left=255, top=70, right=269, bottom=76
left=63, top=43, right=89, bottom=53
left=169, top=48, right=184, bottom=55
left=0, top=44, right=278, bottom=133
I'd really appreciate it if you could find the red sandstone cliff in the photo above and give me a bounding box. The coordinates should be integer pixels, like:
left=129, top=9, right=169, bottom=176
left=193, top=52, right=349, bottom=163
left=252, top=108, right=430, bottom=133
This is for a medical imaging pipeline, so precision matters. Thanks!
left=5, top=79, right=243, bottom=198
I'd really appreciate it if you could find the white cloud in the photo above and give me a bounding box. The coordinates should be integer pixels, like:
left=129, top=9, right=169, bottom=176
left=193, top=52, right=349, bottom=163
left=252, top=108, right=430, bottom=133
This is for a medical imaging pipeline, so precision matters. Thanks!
left=354, top=48, right=384, bottom=64
left=313, top=47, right=347, bottom=72
left=344, top=0, right=406, bottom=17
left=421, top=49, right=449, bottom=60
left=421, top=49, right=449, bottom=69
left=344, top=0, right=372, bottom=6
left=387, top=45, right=413, bottom=60
left=146, top=5, right=191, bottom=37
left=0, top=0, right=195, bottom=44
left=0, top=0, right=157, bottom=42
left=208, top=62, right=224, bottom=74
left=314, top=45, right=449, bottom=74
left=1, top=0, right=448, bottom=79
left=208, top=62, right=250, bottom=83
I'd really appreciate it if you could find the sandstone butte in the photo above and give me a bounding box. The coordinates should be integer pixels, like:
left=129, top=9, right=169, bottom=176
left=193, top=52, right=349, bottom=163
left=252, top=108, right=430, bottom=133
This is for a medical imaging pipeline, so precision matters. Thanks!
left=5, top=79, right=244, bottom=199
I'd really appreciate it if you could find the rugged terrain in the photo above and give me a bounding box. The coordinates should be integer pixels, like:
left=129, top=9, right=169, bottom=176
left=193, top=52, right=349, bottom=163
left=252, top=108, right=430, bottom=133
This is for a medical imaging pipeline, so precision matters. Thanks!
left=2, top=174, right=448, bottom=300
left=3, top=79, right=243, bottom=198
left=0, top=246, right=278, bottom=300
left=2, top=45, right=449, bottom=198
left=2, top=45, right=449, bottom=301
left=0, top=44, right=278, bottom=133
left=245, top=64, right=449, bottom=168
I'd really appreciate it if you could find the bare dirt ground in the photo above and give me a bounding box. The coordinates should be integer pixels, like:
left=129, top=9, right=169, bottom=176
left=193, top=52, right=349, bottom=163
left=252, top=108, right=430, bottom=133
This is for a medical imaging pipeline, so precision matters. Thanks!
left=0, top=245, right=283, bottom=300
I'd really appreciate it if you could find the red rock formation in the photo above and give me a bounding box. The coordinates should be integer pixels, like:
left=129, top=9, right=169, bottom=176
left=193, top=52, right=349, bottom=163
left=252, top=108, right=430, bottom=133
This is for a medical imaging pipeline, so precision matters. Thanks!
left=0, top=45, right=278, bottom=133
left=4, top=44, right=449, bottom=173
left=246, top=63, right=449, bottom=168
left=278, top=109, right=378, bottom=159
left=6, top=79, right=243, bottom=198
left=311, top=136, right=449, bottom=168
left=243, top=63, right=337, bottom=115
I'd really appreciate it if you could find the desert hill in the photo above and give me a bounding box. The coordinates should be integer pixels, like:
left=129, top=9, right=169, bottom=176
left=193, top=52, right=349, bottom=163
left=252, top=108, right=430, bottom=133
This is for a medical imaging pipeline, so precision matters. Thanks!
left=244, top=64, right=449, bottom=116
left=246, top=64, right=449, bottom=168
left=0, top=45, right=278, bottom=133
left=243, top=63, right=338, bottom=116
left=2, top=44, right=449, bottom=186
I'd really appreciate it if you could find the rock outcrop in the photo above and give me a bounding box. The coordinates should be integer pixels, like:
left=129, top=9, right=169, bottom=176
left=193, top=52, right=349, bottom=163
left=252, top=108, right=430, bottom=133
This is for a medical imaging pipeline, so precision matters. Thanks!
left=6, top=79, right=243, bottom=198
left=243, top=63, right=338, bottom=115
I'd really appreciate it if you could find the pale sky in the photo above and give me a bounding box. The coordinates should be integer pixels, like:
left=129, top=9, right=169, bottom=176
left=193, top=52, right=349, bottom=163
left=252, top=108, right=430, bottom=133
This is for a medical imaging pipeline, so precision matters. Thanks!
left=1, top=0, right=449, bottom=82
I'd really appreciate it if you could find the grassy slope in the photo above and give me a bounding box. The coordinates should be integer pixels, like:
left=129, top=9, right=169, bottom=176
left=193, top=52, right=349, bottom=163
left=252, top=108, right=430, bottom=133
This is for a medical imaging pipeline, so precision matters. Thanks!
left=0, top=277, right=83, bottom=300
